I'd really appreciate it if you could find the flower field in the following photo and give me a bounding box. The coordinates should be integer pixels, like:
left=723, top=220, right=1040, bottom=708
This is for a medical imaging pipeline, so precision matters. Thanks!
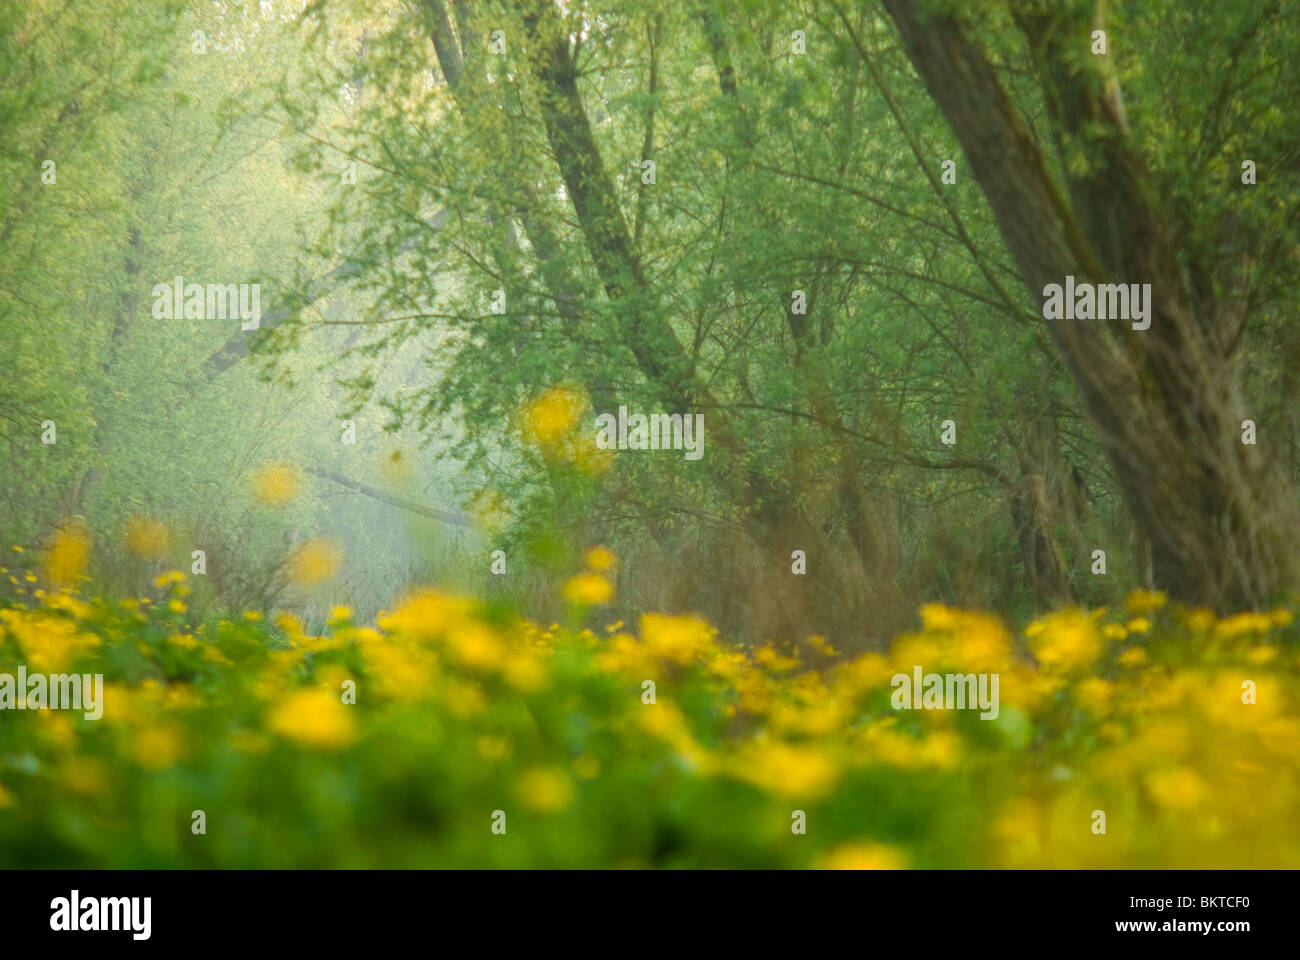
left=2, top=547, right=1298, bottom=869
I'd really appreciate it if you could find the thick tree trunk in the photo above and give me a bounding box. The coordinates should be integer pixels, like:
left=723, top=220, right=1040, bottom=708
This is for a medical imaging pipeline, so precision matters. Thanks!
left=880, top=0, right=1297, bottom=609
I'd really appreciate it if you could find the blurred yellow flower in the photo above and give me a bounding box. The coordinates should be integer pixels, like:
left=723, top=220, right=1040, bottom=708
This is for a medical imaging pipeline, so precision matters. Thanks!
left=1075, top=677, right=1114, bottom=714
left=641, top=613, right=714, bottom=665
left=379, top=588, right=473, bottom=640
left=445, top=622, right=506, bottom=670
left=955, top=614, right=1013, bottom=672
left=1215, top=612, right=1272, bottom=639
left=132, top=723, right=186, bottom=770
left=1029, top=608, right=1103, bottom=673
left=503, top=652, right=547, bottom=692
left=267, top=688, right=357, bottom=749
left=59, top=758, right=111, bottom=797
left=0, top=609, right=101, bottom=671
left=564, top=572, right=612, bottom=606
left=152, top=570, right=185, bottom=588
left=1125, top=589, right=1167, bottom=615
left=754, top=646, right=800, bottom=671
left=584, top=545, right=616, bottom=571
left=515, top=766, right=574, bottom=812
left=287, top=538, right=343, bottom=586
left=474, top=735, right=511, bottom=762
left=364, top=641, right=436, bottom=699
left=1145, top=767, right=1205, bottom=811
left=833, top=651, right=893, bottom=695
left=523, top=385, right=585, bottom=446
left=734, top=740, right=840, bottom=799
left=816, top=842, right=906, bottom=870
left=124, top=516, right=170, bottom=560
left=1117, top=646, right=1148, bottom=667
left=251, top=462, right=301, bottom=506
left=45, top=525, right=90, bottom=587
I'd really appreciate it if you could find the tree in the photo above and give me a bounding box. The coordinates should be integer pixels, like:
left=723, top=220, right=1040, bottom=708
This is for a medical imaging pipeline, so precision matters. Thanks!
left=876, top=0, right=1300, bottom=608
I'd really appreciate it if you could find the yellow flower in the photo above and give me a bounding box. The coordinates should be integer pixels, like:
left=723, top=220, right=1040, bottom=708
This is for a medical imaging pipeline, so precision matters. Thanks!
left=1214, top=612, right=1272, bottom=639
left=1028, top=608, right=1103, bottom=673
left=1117, top=646, right=1148, bottom=667
left=754, top=646, right=800, bottom=671
left=806, top=635, right=840, bottom=656
left=523, top=385, right=584, bottom=446
left=584, top=545, right=616, bottom=571
left=444, top=679, right=486, bottom=717
left=919, top=603, right=959, bottom=632
left=889, top=632, right=945, bottom=674
left=364, top=641, right=436, bottom=699
left=132, top=723, right=186, bottom=770
left=954, top=613, right=1013, bottom=672
left=1125, top=589, right=1167, bottom=615
left=378, top=589, right=473, bottom=640
left=475, top=736, right=512, bottom=762
left=445, top=622, right=506, bottom=670
left=287, top=538, right=343, bottom=586
left=503, top=652, right=548, bottom=692
left=563, top=572, right=612, bottom=606
left=267, top=688, right=358, bottom=749
left=251, top=462, right=301, bottom=506
left=1145, top=767, right=1205, bottom=811
left=640, top=613, right=714, bottom=664
left=59, top=758, right=111, bottom=797
left=816, top=842, right=906, bottom=870
left=45, top=525, right=90, bottom=587
left=733, top=741, right=840, bottom=799
left=515, top=766, right=574, bottom=813
left=833, top=652, right=893, bottom=695
left=1075, top=677, right=1114, bottom=714
left=1, top=609, right=101, bottom=671
left=124, top=516, right=170, bottom=560
left=152, top=570, right=185, bottom=588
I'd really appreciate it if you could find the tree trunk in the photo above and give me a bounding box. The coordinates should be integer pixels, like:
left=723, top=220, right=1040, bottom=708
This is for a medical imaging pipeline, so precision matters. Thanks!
left=879, top=0, right=1297, bottom=609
